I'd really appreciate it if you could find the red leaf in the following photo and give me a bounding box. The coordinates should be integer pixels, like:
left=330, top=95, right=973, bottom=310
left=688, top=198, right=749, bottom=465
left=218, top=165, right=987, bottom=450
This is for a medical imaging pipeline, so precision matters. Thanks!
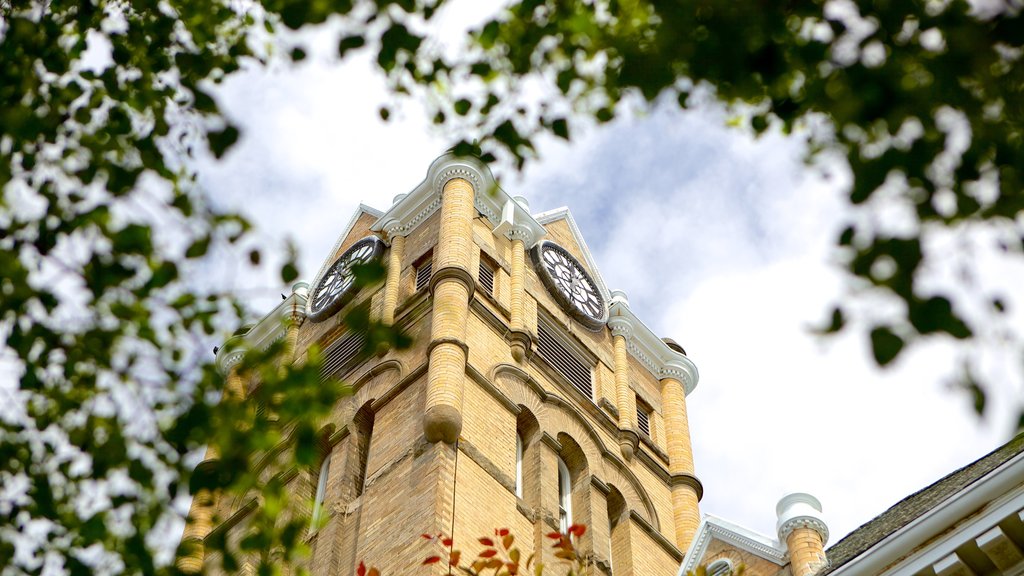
left=357, top=562, right=367, bottom=576
left=422, top=534, right=434, bottom=540
left=497, top=528, right=510, bottom=537
left=546, top=532, right=562, bottom=540
left=502, top=534, right=514, bottom=550
left=442, top=537, right=453, bottom=547
left=423, top=556, right=442, bottom=565
left=568, top=524, right=586, bottom=537
left=479, top=537, right=494, bottom=546
left=480, top=549, right=498, bottom=558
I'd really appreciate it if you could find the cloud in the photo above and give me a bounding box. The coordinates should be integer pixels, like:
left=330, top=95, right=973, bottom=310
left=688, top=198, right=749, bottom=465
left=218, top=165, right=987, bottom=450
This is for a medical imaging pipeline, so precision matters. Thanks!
left=201, top=56, right=1014, bottom=547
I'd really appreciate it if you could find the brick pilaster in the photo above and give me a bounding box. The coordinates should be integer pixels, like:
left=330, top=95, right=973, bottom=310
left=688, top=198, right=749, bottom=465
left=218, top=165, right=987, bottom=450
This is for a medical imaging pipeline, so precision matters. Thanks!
left=381, top=234, right=405, bottom=326
left=424, top=177, right=475, bottom=444
left=660, top=376, right=700, bottom=552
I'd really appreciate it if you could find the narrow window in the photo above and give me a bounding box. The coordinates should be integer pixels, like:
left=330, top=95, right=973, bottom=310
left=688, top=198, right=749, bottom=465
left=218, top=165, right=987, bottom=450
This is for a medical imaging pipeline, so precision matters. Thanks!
left=515, top=433, right=524, bottom=498
left=415, top=253, right=432, bottom=292
left=557, top=456, right=572, bottom=533
left=636, top=400, right=652, bottom=437
left=478, top=257, right=495, bottom=295
left=310, top=452, right=332, bottom=530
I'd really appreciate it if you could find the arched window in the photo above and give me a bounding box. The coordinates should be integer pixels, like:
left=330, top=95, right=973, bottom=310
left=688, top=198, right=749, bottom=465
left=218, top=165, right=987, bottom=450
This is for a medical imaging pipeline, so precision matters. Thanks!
left=606, top=485, right=628, bottom=573
left=352, top=404, right=374, bottom=497
left=707, top=559, right=733, bottom=576
left=515, top=407, right=539, bottom=504
left=557, top=455, right=572, bottom=533
left=310, top=451, right=332, bottom=530
left=515, top=433, right=524, bottom=498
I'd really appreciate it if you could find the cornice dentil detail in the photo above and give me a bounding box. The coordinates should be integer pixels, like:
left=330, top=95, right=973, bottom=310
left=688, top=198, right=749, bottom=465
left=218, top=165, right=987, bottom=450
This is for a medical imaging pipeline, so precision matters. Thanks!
left=215, top=282, right=308, bottom=375
left=370, top=154, right=546, bottom=249
left=606, top=290, right=699, bottom=395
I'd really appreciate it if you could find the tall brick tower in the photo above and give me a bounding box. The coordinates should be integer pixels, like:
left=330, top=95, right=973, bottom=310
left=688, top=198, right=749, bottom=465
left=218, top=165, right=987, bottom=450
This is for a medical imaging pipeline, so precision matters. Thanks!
left=186, top=154, right=707, bottom=575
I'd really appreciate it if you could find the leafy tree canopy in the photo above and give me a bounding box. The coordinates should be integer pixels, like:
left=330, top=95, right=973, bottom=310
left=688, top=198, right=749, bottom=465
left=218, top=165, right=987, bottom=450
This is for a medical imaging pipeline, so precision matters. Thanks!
left=1, top=0, right=1021, bottom=573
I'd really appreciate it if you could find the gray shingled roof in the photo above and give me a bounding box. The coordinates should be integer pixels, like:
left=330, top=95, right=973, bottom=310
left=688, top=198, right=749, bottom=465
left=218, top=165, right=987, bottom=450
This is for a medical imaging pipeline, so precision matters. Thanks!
left=820, top=433, right=1024, bottom=575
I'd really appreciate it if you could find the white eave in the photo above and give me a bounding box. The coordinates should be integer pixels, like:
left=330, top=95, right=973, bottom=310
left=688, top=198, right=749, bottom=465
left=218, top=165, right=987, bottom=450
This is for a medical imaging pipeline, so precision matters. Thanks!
left=215, top=283, right=309, bottom=375
left=828, top=450, right=1024, bottom=576
left=680, top=515, right=786, bottom=576
left=607, top=291, right=699, bottom=394
left=370, top=153, right=546, bottom=247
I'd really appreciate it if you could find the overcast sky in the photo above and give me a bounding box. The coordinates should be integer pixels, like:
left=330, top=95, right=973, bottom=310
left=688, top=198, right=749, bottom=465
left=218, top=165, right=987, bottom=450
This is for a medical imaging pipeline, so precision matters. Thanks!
left=196, top=26, right=1022, bottom=550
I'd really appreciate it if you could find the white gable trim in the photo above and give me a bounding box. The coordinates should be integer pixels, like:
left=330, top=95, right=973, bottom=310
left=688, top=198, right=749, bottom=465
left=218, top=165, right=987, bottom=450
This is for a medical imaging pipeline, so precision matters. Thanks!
left=680, top=515, right=786, bottom=576
left=305, top=204, right=383, bottom=317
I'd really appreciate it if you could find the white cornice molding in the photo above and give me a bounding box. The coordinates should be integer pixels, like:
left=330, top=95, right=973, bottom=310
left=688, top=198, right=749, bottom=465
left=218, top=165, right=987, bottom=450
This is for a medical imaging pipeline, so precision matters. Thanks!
left=680, top=515, right=786, bottom=576
left=829, top=451, right=1024, bottom=576
left=606, top=290, right=699, bottom=395
left=777, top=492, right=829, bottom=545
left=214, top=283, right=308, bottom=375
left=370, top=153, right=546, bottom=248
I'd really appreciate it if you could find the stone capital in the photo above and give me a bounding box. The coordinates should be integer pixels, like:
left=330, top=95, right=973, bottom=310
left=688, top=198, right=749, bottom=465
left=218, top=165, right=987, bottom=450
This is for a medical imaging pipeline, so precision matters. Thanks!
left=428, top=265, right=477, bottom=301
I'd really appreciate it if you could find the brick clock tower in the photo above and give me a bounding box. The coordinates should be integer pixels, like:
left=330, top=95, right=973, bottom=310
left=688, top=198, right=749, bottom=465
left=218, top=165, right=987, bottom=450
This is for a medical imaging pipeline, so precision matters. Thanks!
left=184, top=154, right=828, bottom=575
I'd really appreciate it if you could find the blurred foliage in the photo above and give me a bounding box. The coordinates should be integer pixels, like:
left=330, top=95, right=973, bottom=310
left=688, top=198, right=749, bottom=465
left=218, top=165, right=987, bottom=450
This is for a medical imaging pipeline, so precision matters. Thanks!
left=2, top=0, right=1022, bottom=573
left=417, top=525, right=591, bottom=576
left=0, top=0, right=413, bottom=571
left=388, top=0, right=1022, bottom=420
left=399, top=525, right=741, bottom=576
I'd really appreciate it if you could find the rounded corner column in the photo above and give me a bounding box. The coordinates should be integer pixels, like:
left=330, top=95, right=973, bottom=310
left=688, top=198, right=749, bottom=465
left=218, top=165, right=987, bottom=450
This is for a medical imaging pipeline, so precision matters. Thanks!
left=660, top=376, right=701, bottom=552
left=423, top=177, right=475, bottom=444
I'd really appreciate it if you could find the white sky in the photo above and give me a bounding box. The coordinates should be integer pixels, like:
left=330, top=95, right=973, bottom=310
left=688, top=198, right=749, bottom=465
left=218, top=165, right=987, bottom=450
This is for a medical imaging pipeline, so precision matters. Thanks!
left=196, top=25, right=1021, bottom=551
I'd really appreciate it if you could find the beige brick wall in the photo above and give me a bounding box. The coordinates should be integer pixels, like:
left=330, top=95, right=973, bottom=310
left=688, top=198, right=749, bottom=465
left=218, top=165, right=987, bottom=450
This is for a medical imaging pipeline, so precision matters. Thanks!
left=205, top=201, right=697, bottom=576
left=629, top=519, right=679, bottom=576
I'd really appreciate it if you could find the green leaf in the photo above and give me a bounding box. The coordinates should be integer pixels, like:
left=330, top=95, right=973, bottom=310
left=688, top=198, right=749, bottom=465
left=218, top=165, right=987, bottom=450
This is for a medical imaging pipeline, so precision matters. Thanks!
left=339, top=35, right=366, bottom=58
left=281, top=262, right=299, bottom=283
left=551, top=118, right=569, bottom=140
left=208, top=124, right=240, bottom=159
left=870, top=326, right=904, bottom=366
left=185, top=236, right=211, bottom=259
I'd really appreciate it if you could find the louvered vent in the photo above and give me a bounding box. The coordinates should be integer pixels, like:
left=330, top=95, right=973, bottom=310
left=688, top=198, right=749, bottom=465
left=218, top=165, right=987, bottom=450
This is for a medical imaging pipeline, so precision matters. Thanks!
left=416, top=260, right=432, bottom=291
left=537, top=322, right=593, bottom=399
left=636, top=405, right=651, bottom=437
left=479, top=260, right=495, bottom=295
left=320, top=331, right=365, bottom=381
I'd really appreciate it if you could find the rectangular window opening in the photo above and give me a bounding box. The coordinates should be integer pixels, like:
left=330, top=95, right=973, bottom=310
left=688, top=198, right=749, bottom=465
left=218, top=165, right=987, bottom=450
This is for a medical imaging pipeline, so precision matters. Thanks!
left=636, top=401, right=652, bottom=437
left=478, top=256, right=495, bottom=295
left=415, top=253, right=433, bottom=292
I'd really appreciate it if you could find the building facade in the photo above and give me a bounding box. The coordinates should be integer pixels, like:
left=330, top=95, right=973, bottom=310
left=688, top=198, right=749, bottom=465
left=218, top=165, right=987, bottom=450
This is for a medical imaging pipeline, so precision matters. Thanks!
left=183, top=154, right=711, bottom=575
left=182, top=153, right=1024, bottom=576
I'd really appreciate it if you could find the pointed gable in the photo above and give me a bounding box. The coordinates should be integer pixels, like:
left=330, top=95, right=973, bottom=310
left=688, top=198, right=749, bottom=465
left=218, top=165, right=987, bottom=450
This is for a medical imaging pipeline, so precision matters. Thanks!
left=307, top=204, right=384, bottom=303
left=681, top=516, right=787, bottom=576
left=533, top=207, right=612, bottom=306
